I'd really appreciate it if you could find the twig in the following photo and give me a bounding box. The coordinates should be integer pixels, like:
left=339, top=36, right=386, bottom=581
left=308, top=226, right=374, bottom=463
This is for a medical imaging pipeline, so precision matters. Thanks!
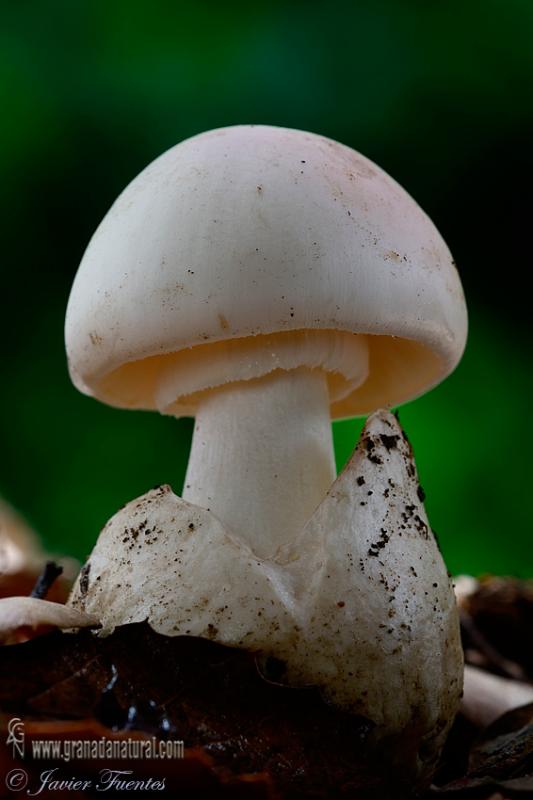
left=30, top=561, right=63, bottom=599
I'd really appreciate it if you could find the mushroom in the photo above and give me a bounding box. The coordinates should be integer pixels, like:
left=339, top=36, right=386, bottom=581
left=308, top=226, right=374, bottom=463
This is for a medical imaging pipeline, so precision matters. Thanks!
left=461, top=665, right=533, bottom=728
left=0, top=498, right=79, bottom=596
left=0, top=597, right=98, bottom=644
left=0, top=497, right=47, bottom=576
left=66, top=125, right=466, bottom=558
left=65, top=125, right=467, bottom=781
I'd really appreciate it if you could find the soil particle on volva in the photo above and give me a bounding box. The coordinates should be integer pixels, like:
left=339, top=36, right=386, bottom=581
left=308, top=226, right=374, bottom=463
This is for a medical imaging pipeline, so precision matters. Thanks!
left=362, top=436, right=383, bottom=465
left=379, top=434, right=400, bottom=451
left=368, top=529, right=391, bottom=558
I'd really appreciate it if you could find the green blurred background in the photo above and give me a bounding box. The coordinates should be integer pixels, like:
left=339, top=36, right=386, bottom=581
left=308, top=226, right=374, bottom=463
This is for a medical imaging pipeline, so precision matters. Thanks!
left=0, top=1, right=531, bottom=576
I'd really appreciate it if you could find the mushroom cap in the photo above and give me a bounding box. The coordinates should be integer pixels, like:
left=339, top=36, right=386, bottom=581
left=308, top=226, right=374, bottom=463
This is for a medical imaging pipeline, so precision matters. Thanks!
left=65, top=125, right=467, bottom=418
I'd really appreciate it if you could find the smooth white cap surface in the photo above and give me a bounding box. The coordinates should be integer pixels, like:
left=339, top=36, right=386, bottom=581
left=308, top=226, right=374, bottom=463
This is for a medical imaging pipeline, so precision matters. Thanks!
left=66, top=125, right=467, bottom=418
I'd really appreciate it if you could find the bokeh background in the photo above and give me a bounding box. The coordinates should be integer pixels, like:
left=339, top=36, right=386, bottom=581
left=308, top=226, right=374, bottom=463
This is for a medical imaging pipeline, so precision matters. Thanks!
left=0, top=1, right=531, bottom=576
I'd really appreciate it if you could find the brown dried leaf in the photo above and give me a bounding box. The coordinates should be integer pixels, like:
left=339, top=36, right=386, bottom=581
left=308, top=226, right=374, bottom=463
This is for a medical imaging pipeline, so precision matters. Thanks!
left=0, top=623, right=394, bottom=799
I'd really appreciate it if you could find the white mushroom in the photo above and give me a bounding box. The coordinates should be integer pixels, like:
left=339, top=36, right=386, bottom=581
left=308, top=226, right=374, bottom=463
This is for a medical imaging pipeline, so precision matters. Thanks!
left=66, top=124, right=466, bottom=558
left=461, top=665, right=533, bottom=728
left=0, top=597, right=98, bottom=643
left=0, top=497, right=47, bottom=576
left=0, top=498, right=79, bottom=582
left=65, top=125, right=467, bottom=780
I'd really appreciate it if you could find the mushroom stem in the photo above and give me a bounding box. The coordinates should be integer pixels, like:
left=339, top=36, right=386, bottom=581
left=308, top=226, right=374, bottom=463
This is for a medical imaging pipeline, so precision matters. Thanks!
left=182, top=369, right=336, bottom=558
left=461, top=665, right=533, bottom=728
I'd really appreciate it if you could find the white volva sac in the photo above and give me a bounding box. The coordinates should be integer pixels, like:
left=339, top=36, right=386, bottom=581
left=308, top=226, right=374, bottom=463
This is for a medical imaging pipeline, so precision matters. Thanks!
left=70, top=410, right=462, bottom=779
left=65, top=125, right=468, bottom=781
